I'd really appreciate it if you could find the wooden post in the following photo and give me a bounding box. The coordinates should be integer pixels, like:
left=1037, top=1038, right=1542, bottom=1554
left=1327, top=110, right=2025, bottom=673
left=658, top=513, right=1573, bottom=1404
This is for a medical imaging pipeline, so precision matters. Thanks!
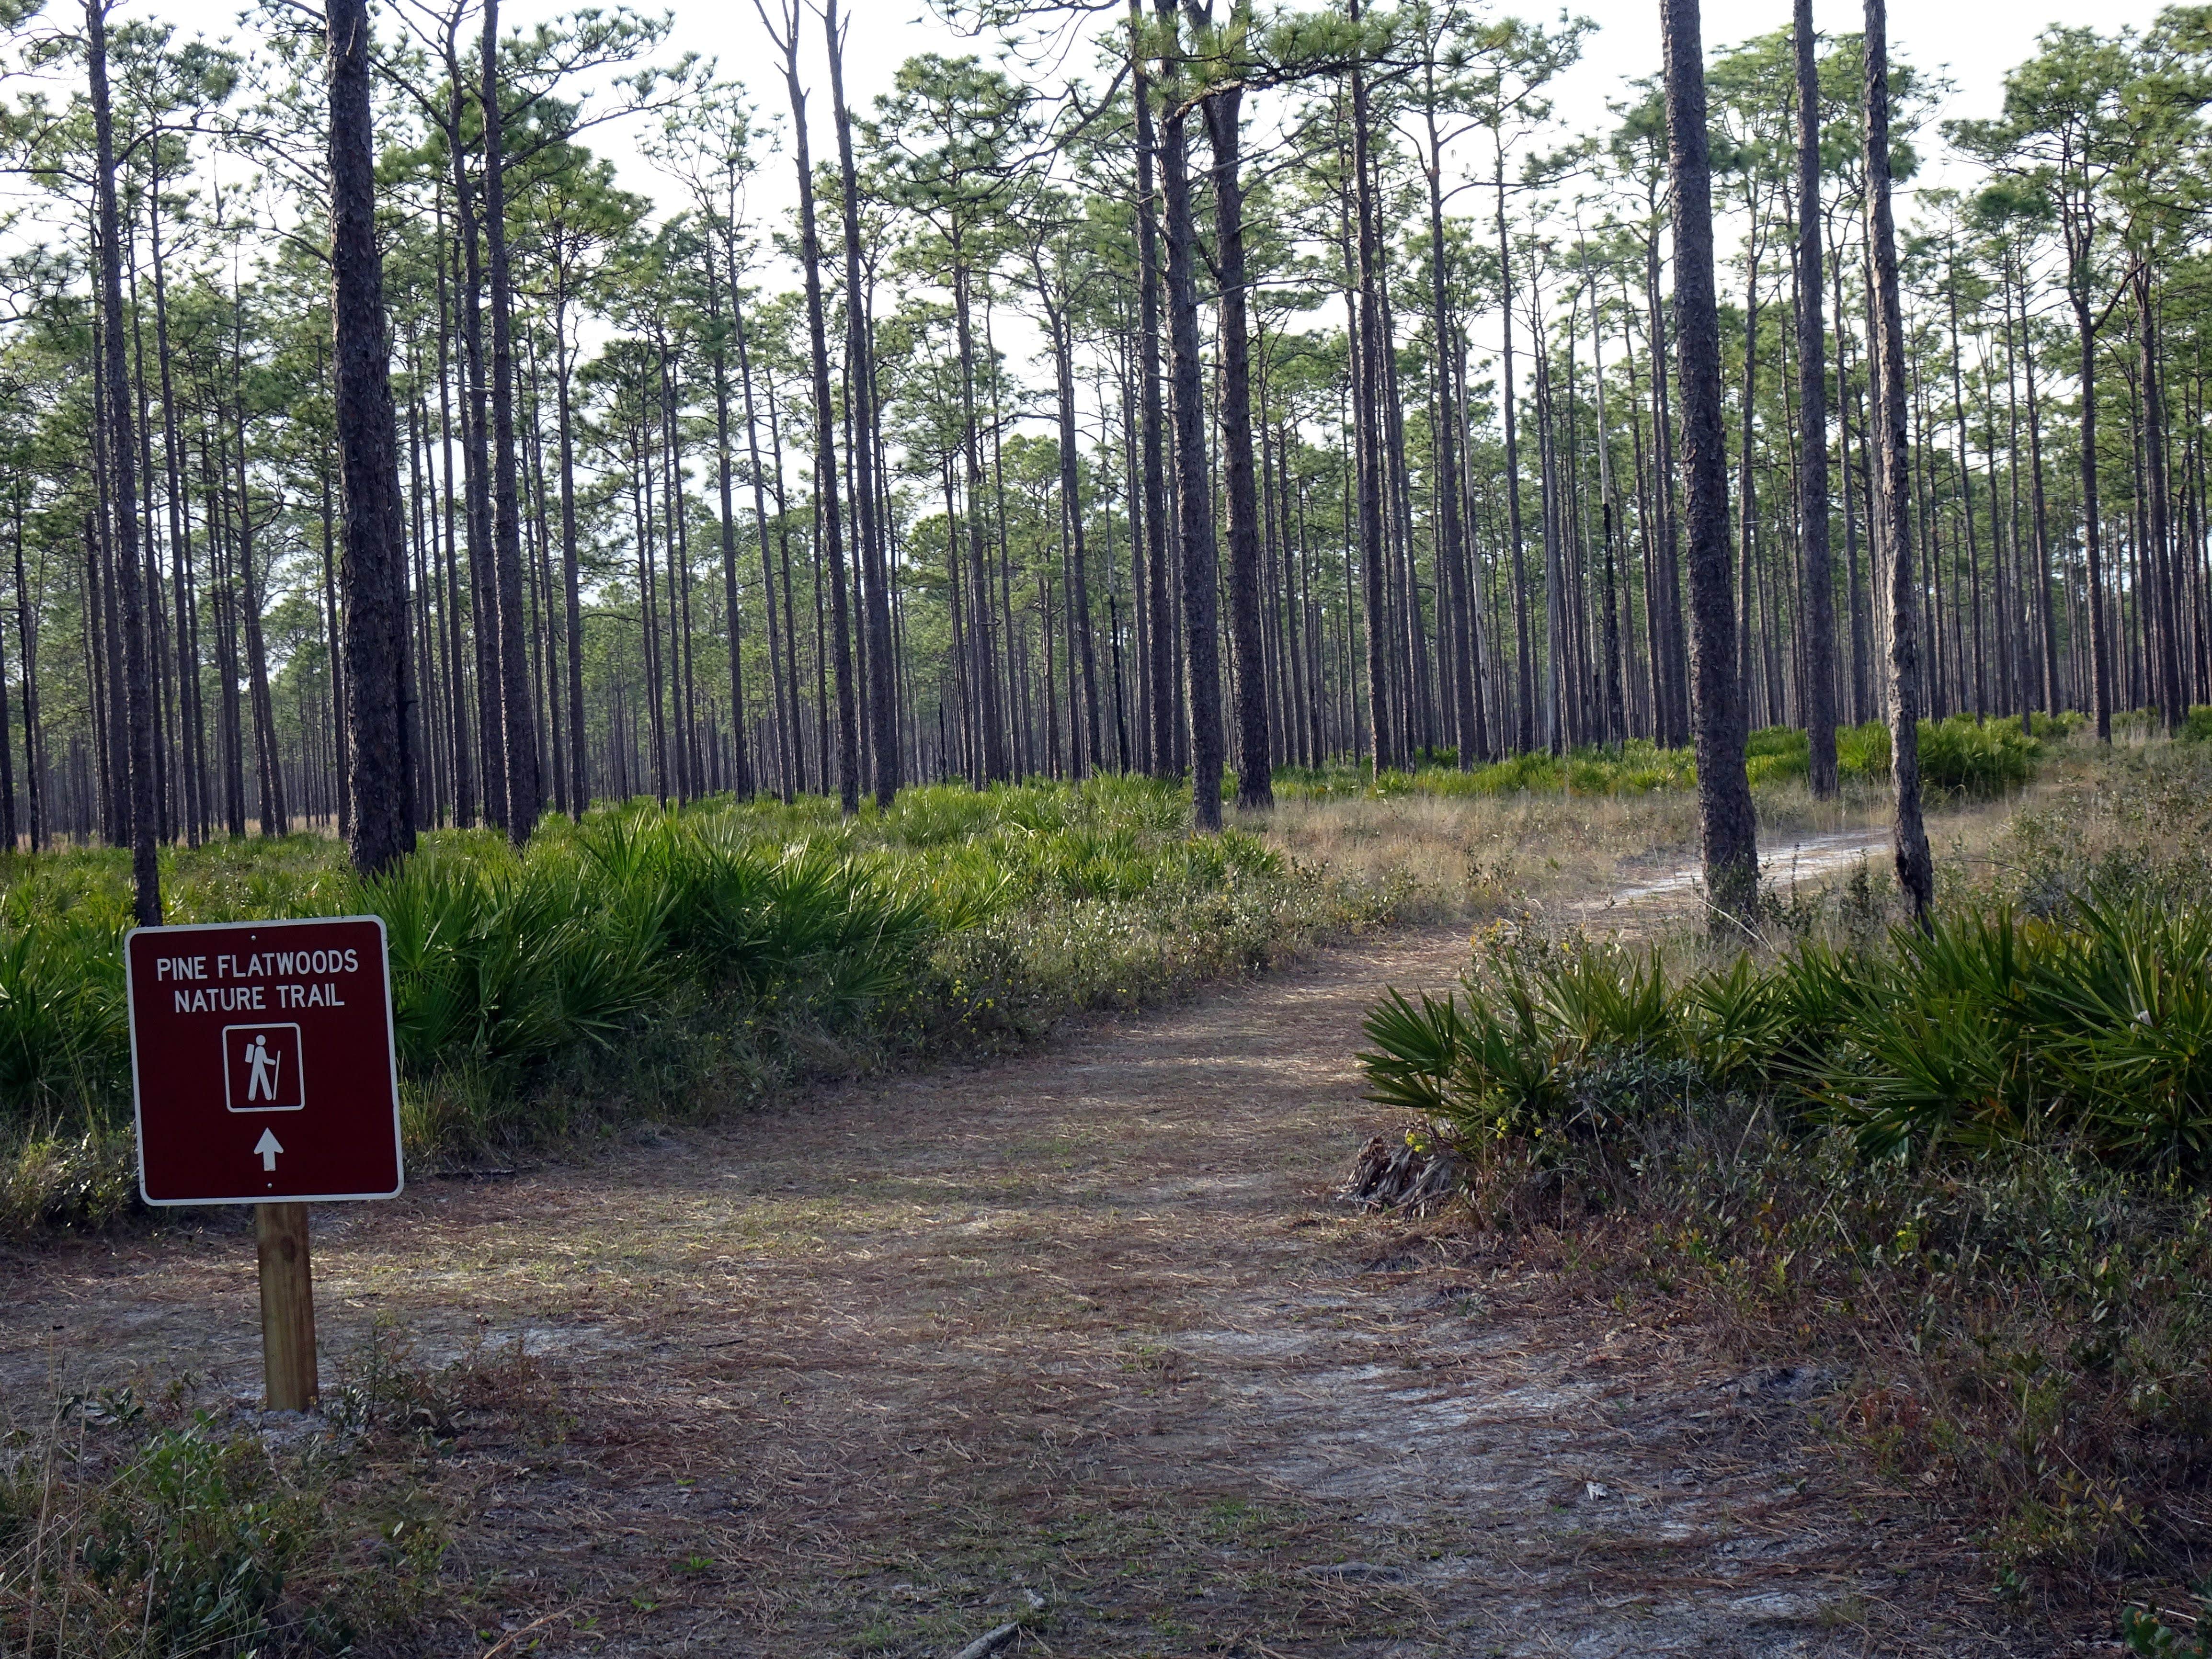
left=255, top=1202, right=318, bottom=1410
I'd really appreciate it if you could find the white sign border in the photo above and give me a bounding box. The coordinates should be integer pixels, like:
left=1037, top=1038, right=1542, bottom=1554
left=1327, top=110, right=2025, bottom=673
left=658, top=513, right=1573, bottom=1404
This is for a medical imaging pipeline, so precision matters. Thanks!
left=125, top=913, right=406, bottom=1206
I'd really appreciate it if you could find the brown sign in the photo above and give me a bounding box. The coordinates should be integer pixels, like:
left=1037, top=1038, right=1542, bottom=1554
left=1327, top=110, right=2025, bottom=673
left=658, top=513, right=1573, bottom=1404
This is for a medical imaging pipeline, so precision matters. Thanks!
left=126, top=916, right=403, bottom=1204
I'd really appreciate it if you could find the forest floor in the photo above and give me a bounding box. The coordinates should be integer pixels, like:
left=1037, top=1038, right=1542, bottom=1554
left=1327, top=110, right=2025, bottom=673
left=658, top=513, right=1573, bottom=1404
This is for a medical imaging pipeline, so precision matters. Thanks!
left=0, top=812, right=2090, bottom=1659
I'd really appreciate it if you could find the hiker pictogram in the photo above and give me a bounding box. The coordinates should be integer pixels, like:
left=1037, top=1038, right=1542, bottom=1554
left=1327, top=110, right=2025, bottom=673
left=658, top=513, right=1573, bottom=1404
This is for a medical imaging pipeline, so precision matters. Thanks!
left=223, top=1023, right=304, bottom=1114
left=245, top=1034, right=279, bottom=1099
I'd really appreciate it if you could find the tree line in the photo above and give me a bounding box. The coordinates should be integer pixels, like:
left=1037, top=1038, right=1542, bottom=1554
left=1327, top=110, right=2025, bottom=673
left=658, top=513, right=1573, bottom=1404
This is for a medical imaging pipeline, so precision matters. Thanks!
left=1, top=0, right=2207, bottom=923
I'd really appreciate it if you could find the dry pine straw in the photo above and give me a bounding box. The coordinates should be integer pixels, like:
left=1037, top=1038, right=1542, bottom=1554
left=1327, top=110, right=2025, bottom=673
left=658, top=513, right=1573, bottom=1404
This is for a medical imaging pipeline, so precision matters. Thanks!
left=0, top=898, right=2097, bottom=1659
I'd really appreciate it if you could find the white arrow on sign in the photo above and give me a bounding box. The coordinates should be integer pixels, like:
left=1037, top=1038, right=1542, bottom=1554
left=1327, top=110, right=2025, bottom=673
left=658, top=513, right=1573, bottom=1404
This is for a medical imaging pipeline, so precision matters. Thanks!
left=254, top=1128, right=284, bottom=1172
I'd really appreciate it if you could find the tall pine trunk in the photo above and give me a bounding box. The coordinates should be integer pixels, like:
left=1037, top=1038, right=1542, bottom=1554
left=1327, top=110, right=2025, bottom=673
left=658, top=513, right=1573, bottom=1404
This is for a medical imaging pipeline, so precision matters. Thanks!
left=1130, top=0, right=1174, bottom=780
left=1795, top=0, right=1837, bottom=796
left=447, top=90, right=504, bottom=829
left=1421, top=57, right=1479, bottom=768
left=1156, top=0, right=1222, bottom=829
left=1862, top=0, right=1935, bottom=928
left=1352, top=17, right=1395, bottom=774
left=1495, top=142, right=1534, bottom=754
left=1662, top=0, right=1758, bottom=927
left=481, top=0, right=538, bottom=840
left=329, top=0, right=414, bottom=875
left=1208, top=77, right=1270, bottom=811
left=760, top=0, right=859, bottom=811
left=824, top=0, right=897, bottom=807
left=87, top=0, right=158, bottom=922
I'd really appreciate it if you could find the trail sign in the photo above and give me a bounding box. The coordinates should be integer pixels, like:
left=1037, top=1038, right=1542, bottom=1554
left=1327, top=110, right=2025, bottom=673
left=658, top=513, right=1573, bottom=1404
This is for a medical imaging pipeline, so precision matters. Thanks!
left=126, top=915, right=403, bottom=1206
left=125, top=914, right=401, bottom=1412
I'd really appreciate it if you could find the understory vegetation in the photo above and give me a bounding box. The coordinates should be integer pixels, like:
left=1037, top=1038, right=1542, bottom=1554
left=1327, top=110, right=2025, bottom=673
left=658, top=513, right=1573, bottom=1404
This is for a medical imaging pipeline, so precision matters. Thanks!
left=1277, top=713, right=2047, bottom=803
left=0, top=1329, right=544, bottom=1659
left=1357, top=739, right=2212, bottom=1626
left=0, top=775, right=1412, bottom=1234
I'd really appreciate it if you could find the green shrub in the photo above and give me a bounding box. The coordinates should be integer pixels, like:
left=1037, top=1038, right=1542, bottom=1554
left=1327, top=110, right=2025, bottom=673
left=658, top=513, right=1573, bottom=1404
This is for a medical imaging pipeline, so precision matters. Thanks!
left=2125, top=1584, right=2212, bottom=1655
left=1361, top=907, right=2212, bottom=1608
left=1752, top=716, right=2042, bottom=795
left=0, top=777, right=1410, bottom=1225
left=1359, top=894, right=2212, bottom=1175
left=0, top=1332, right=542, bottom=1656
left=1916, top=714, right=2042, bottom=793
left=1282, top=716, right=2039, bottom=804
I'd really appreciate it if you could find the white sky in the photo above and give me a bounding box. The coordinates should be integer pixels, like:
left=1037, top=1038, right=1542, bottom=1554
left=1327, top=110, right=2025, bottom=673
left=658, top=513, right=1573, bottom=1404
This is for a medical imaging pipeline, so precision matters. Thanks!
left=120, top=0, right=2173, bottom=407
left=134, top=0, right=2174, bottom=213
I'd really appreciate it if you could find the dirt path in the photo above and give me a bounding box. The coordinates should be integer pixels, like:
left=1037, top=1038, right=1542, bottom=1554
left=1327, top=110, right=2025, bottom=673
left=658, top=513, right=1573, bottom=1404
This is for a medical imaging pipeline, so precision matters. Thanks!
left=1574, top=825, right=1893, bottom=933
left=2, top=921, right=1997, bottom=1658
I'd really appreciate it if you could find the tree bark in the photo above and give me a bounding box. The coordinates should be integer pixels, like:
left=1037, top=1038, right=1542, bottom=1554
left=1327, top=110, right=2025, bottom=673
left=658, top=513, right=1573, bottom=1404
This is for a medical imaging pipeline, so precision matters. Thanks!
left=760, top=0, right=859, bottom=811
left=1862, top=0, right=1935, bottom=928
left=1420, top=59, right=1478, bottom=768
left=444, top=68, right=504, bottom=830
left=1495, top=141, right=1534, bottom=755
left=824, top=0, right=897, bottom=807
left=1351, top=20, right=1395, bottom=774
left=1662, top=0, right=1759, bottom=927
left=87, top=0, right=159, bottom=921
left=329, top=0, right=414, bottom=875
left=481, top=0, right=538, bottom=840
left=13, top=503, right=41, bottom=851
left=1794, top=0, right=1837, bottom=795
left=1156, top=1, right=1222, bottom=829
left=1207, top=80, right=1270, bottom=811
left=1130, top=0, right=1174, bottom=780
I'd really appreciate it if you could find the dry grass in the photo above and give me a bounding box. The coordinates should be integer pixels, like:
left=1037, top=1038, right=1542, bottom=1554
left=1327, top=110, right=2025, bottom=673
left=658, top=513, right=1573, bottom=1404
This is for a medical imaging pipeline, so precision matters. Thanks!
left=0, top=1326, right=556, bottom=1658
left=1258, top=784, right=1713, bottom=920
left=0, top=747, right=2149, bottom=1658
left=0, top=923, right=2041, bottom=1657
left=1358, top=731, right=2212, bottom=1631
left=1255, top=769, right=1995, bottom=925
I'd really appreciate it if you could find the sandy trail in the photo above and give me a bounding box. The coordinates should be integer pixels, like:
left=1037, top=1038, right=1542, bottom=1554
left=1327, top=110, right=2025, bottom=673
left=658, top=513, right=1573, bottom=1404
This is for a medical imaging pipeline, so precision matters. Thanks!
left=0, top=884, right=2002, bottom=1656
left=1577, top=826, right=1892, bottom=930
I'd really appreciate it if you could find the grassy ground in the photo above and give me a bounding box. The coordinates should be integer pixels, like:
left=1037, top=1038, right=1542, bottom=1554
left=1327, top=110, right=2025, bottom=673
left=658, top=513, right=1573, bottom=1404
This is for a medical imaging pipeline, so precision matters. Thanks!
left=0, top=1329, right=545, bottom=1658
left=0, top=777, right=1417, bottom=1237
left=0, top=925, right=2059, bottom=1659
left=0, top=726, right=1986, bottom=1239
left=0, top=732, right=2109, bottom=1657
left=1351, top=728, right=2212, bottom=1636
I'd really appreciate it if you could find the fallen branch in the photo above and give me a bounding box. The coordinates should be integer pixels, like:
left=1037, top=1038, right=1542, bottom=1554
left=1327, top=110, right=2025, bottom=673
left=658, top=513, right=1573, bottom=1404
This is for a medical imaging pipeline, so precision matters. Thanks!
left=951, top=1623, right=1022, bottom=1659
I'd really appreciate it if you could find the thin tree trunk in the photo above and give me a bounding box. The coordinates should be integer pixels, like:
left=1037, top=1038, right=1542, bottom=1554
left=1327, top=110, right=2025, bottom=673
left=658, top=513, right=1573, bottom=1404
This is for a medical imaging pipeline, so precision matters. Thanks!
left=824, top=0, right=896, bottom=807
left=13, top=501, right=41, bottom=851
left=479, top=0, right=537, bottom=839
left=88, top=0, right=158, bottom=918
left=1496, top=142, right=1534, bottom=754
left=1157, top=4, right=1223, bottom=829
left=1863, top=0, right=1934, bottom=927
left=1662, top=0, right=1758, bottom=926
left=1350, top=32, right=1394, bottom=775
left=1795, top=0, right=1837, bottom=795
left=758, top=1, right=859, bottom=812
left=1207, top=78, right=1270, bottom=811
left=1131, top=11, right=1174, bottom=782
left=330, top=0, right=413, bottom=873
left=733, top=281, right=793, bottom=802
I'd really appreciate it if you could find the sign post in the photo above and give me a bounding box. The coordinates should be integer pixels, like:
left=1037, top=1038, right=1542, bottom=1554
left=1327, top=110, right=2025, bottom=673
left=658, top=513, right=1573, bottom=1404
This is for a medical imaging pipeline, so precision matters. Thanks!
left=256, top=1203, right=317, bottom=1410
left=126, top=916, right=403, bottom=1412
